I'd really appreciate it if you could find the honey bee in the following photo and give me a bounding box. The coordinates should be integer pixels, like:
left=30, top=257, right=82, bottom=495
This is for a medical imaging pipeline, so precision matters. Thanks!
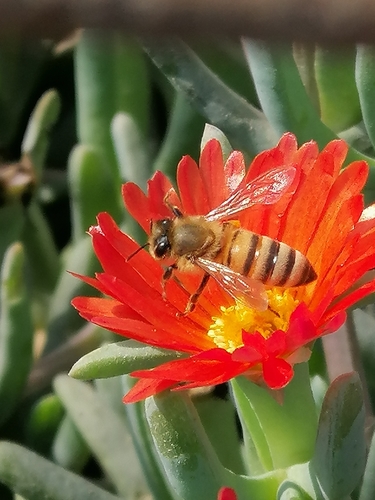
left=147, top=166, right=317, bottom=313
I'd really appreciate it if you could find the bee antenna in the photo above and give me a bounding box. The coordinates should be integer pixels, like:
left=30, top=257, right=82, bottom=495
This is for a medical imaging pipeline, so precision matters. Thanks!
left=127, top=243, right=149, bottom=261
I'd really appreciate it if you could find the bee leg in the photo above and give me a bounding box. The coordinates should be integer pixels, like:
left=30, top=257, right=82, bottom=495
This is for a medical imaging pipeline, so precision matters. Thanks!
left=163, top=190, right=183, bottom=218
left=268, top=306, right=281, bottom=318
left=184, top=272, right=210, bottom=314
left=162, top=263, right=178, bottom=300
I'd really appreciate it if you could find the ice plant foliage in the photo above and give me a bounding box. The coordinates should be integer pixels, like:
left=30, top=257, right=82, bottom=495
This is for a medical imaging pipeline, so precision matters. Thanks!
left=72, top=133, right=375, bottom=403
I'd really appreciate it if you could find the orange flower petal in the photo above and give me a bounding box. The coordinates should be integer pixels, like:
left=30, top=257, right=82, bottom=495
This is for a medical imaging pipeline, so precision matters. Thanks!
left=177, top=155, right=209, bottom=215
left=199, top=139, right=227, bottom=209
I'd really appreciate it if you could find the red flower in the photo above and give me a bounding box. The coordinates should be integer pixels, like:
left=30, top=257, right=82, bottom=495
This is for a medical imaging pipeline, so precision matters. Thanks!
left=72, top=133, right=375, bottom=403
left=218, top=487, right=237, bottom=500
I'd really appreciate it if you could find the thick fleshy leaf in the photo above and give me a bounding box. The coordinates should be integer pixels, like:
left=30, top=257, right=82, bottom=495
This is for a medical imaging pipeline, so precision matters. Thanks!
left=0, top=204, right=24, bottom=269
left=21, top=89, right=61, bottom=178
left=121, top=376, right=175, bottom=500
left=152, top=92, right=205, bottom=178
left=143, top=39, right=276, bottom=155
left=0, top=243, right=33, bottom=425
left=111, top=112, right=150, bottom=188
left=242, top=39, right=375, bottom=172
left=352, top=308, right=375, bottom=399
left=359, top=427, right=375, bottom=500
left=0, top=40, right=49, bottom=148
left=310, top=372, right=366, bottom=500
left=277, top=480, right=314, bottom=500
left=52, top=416, right=90, bottom=472
left=54, top=375, right=146, bottom=498
left=195, top=394, right=245, bottom=475
left=24, top=394, right=65, bottom=456
left=356, top=45, right=375, bottom=152
left=69, top=340, right=186, bottom=380
left=200, top=124, right=233, bottom=161
left=231, top=364, right=317, bottom=471
left=75, top=32, right=149, bottom=178
left=242, top=39, right=334, bottom=146
left=0, top=441, right=120, bottom=500
left=144, top=390, right=283, bottom=500
left=46, top=236, right=100, bottom=353
left=68, top=144, right=122, bottom=242
left=22, top=202, right=60, bottom=299
left=145, top=391, right=228, bottom=499
left=316, top=46, right=361, bottom=132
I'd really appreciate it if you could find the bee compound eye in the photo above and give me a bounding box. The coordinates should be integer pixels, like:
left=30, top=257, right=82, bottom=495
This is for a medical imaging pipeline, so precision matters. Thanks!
left=154, top=236, right=171, bottom=258
left=161, top=219, right=172, bottom=229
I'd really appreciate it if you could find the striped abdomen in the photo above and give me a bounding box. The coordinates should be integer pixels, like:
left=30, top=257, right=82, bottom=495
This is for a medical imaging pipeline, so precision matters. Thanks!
left=221, top=227, right=316, bottom=287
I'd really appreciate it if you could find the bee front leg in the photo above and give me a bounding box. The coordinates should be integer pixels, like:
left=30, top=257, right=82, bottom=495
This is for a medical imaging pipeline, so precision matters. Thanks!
left=162, top=263, right=177, bottom=300
left=184, top=272, right=210, bottom=314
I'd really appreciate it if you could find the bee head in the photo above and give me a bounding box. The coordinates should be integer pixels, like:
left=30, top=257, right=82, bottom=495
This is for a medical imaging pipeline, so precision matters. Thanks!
left=149, top=218, right=173, bottom=259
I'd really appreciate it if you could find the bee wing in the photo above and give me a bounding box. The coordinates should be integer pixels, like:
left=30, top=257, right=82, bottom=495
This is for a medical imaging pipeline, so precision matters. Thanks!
left=196, top=257, right=268, bottom=311
left=205, top=166, right=296, bottom=221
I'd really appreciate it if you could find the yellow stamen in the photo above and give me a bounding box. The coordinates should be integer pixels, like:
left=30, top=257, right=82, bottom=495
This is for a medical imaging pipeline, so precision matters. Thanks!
left=207, top=288, right=299, bottom=353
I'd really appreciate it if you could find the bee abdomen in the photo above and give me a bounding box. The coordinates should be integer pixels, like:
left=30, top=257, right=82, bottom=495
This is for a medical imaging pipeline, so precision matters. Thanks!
left=267, top=239, right=316, bottom=287
left=242, top=233, right=316, bottom=287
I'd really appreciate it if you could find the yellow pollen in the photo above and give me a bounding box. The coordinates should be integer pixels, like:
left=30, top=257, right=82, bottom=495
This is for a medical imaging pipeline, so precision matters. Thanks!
left=207, top=288, right=299, bottom=353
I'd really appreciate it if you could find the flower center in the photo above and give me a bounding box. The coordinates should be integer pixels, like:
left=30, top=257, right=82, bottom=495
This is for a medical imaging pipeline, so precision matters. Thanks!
left=207, top=288, right=299, bottom=352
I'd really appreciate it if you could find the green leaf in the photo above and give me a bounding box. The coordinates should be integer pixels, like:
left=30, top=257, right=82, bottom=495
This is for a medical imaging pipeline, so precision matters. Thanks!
left=0, top=39, right=48, bottom=148
left=21, top=89, right=61, bottom=178
left=194, top=393, right=245, bottom=474
left=352, top=308, right=375, bottom=400
left=24, top=394, right=65, bottom=456
left=53, top=375, right=147, bottom=498
left=121, top=376, right=175, bottom=500
left=231, top=364, right=317, bottom=472
left=44, top=236, right=100, bottom=353
left=0, top=243, right=34, bottom=426
left=146, top=391, right=230, bottom=499
left=242, top=39, right=375, bottom=189
left=68, top=144, right=122, bottom=242
left=192, top=40, right=260, bottom=106
left=22, top=201, right=60, bottom=300
left=69, top=339, right=185, bottom=380
left=152, top=91, right=205, bottom=178
left=310, top=375, right=328, bottom=416
left=339, top=122, right=373, bottom=155
left=0, top=203, right=24, bottom=268
left=293, top=44, right=320, bottom=113
left=143, top=39, right=277, bottom=157
left=111, top=112, right=150, bottom=188
left=242, top=39, right=334, bottom=147
left=75, top=31, right=150, bottom=179
left=285, top=462, right=318, bottom=500
left=0, top=441, right=120, bottom=500
left=277, top=480, right=314, bottom=500
left=310, top=372, right=366, bottom=500
left=201, top=124, right=233, bottom=160
left=95, top=375, right=130, bottom=416
left=356, top=45, right=375, bottom=151
left=315, top=46, right=361, bottom=132
left=359, top=426, right=375, bottom=500
left=145, top=390, right=284, bottom=500
left=52, top=416, right=90, bottom=472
